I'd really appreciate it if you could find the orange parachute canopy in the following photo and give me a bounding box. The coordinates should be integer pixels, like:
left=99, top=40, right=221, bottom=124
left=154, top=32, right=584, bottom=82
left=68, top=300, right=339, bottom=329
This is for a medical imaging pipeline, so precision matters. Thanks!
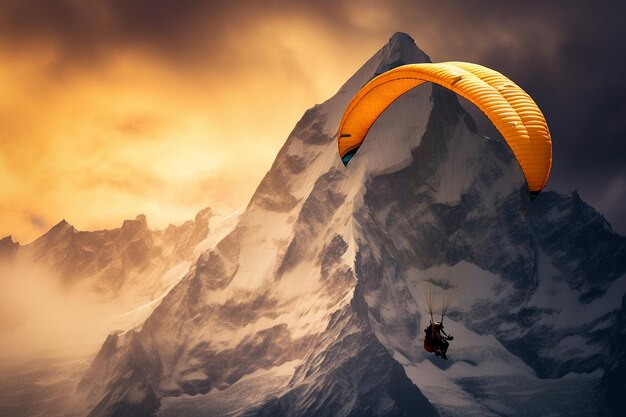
left=337, top=62, right=552, bottom=196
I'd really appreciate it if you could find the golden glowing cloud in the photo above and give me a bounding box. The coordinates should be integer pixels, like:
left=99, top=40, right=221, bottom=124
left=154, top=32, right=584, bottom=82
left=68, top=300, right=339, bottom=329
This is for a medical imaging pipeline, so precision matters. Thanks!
left=0, top=11, right=390, bottom=243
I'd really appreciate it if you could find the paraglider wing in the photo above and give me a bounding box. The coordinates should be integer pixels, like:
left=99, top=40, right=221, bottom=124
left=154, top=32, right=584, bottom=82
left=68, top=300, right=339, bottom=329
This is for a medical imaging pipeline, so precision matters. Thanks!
left=448, top=62, right=552, bottom=193
left=337, top=62, right=552, bottom=195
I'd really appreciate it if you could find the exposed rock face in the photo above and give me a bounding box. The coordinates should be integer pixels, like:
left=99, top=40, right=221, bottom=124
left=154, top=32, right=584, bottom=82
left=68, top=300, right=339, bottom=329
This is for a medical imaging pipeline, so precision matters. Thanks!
left=0, top=236, right=19, bottom=262
left=529, top=191, right=626, bottom=301
left=247, top=307, right=436, bottom=417
left=602, top=294, right=626, bottom=417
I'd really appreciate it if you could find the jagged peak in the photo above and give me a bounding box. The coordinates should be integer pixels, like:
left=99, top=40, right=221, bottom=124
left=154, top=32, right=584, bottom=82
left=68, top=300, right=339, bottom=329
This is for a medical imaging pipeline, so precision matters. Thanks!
left=21, top=218, right=76, bottom=248
left=0, top=235, right=15, bottom=244
left=49, top=218, right=75, bottom=234
left=337, top=31, right=430, bottom=97
left=194, top=207, right=213, bottom=223
left=374, top=32, right=431, bottom=76
left=122, top=214, right=148, bottom=230
left=0, top=235, right=19, bottom=250
left=389, top=31, right=414, bottom=43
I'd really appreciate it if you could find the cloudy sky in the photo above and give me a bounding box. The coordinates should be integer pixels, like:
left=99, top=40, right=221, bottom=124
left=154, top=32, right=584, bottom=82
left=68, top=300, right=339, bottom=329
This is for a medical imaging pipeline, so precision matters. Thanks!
left=1, top=0, right=624, bottom=242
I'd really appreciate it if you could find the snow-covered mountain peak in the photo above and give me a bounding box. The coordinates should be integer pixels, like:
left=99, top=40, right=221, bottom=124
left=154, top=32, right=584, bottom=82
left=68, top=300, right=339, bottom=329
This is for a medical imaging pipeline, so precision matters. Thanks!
left=324, top=32, right=432, bottom=136
left=377, top=32, right=431, bottom=73
left=337, top=32, right=430, bottom=97
left=69, top=33, right=626, bottom=417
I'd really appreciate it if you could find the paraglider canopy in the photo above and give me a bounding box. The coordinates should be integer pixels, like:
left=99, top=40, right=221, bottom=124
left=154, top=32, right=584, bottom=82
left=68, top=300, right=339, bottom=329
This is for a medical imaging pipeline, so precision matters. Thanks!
left=337, top=62, right=552, bottom=197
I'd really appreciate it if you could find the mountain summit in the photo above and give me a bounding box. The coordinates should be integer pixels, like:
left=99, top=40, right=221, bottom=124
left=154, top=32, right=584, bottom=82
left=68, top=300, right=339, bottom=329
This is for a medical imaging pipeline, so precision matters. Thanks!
left=72, top=33, right=626, bottom=417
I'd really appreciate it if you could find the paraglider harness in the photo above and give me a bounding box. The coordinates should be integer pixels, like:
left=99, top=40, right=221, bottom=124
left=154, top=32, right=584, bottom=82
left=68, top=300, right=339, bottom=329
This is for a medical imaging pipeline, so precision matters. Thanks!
left=423, top=313, right=454, bottom=358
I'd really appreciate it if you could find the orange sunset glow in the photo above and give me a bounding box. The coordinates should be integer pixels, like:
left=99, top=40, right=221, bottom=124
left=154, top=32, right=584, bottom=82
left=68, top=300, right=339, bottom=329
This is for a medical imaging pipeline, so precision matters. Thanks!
left=1, top=20, right=390, bottom=243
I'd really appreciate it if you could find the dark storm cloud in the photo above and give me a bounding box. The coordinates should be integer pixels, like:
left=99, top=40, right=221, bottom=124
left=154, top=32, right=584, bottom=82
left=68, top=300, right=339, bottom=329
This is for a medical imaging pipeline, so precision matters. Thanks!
left=0, top=0, right=243, bottom=63
left=387, top=1, right=625, bottom=232
left=0, top=0, right=350, bottom=66
left=1, top=0, right=623, bottom=232
left=392, top=1, right=626, bottom=233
